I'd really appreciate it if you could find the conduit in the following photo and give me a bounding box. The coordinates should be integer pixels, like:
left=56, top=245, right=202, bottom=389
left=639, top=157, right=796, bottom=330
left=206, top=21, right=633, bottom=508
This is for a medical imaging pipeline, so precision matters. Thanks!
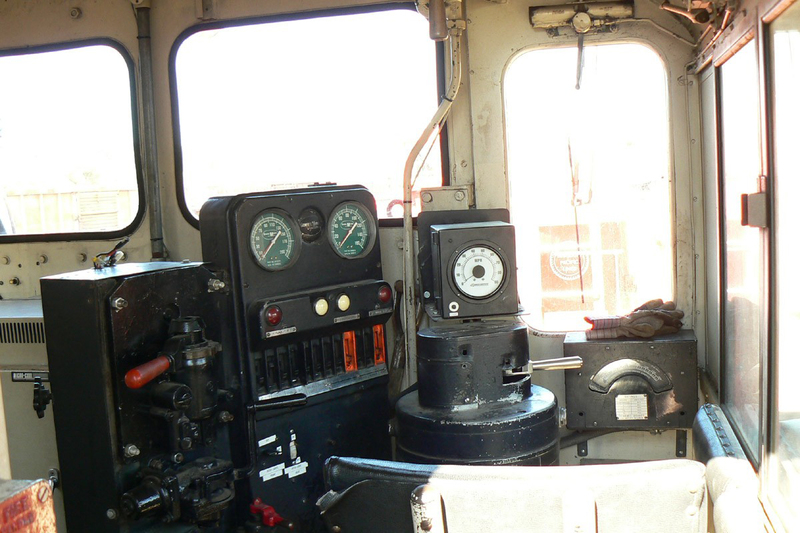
left=402, top=25, right=463, bottom=382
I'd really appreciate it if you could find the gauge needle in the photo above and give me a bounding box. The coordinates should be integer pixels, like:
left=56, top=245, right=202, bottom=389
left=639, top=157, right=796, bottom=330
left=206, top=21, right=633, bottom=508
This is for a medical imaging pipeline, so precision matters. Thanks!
left=260, top=231, right=282, bottom=260
left=338, top=223, right=358, bottom=247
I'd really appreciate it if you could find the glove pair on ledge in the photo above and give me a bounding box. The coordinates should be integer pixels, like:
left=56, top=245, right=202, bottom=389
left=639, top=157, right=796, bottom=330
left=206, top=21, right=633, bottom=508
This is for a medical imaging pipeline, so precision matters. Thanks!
left=584, top=299, right=684, bottom=339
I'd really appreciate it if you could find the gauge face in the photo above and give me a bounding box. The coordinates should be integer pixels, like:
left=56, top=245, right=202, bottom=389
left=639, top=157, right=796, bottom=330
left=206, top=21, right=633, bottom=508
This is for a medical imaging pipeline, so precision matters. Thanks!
left=328, top=202, right=376, bottom=259
left=249, top=210, right=299, bottom=271
left=452, top=245, right=505, bottom=299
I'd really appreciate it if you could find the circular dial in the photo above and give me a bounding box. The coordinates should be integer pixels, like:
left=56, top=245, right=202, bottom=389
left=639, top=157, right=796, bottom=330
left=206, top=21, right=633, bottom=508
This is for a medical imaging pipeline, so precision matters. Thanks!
left=328, top=202, right=376, bottom=259
left=249, top=210, right=299, bottom=271
left=452, top=245, right=506, bottom=299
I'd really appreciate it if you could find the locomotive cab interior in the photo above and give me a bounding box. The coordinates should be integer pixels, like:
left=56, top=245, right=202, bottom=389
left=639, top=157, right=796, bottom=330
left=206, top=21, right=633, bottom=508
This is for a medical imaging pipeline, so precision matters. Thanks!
left=0, top=0, right=798, bottom=531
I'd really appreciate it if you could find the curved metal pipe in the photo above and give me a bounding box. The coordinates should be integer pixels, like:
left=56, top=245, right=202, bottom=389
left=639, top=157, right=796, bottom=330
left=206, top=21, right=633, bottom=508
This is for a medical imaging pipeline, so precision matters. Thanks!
left=402, top=30, right=463, bottom=383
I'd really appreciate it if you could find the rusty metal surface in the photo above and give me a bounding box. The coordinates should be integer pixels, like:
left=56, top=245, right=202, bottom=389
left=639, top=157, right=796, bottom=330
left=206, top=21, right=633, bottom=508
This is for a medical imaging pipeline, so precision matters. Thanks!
left=0, top=479, right=56, bottom=532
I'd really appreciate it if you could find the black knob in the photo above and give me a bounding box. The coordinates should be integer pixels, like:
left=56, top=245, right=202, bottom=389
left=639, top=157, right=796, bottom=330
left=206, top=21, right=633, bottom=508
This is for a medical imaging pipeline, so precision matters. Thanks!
left=33, top=377, right=52, bottom=419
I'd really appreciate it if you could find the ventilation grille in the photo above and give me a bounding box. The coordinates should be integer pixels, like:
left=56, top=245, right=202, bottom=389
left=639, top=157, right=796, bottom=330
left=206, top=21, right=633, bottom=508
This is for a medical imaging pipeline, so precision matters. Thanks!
left=0, top=320, right=46, bottom=344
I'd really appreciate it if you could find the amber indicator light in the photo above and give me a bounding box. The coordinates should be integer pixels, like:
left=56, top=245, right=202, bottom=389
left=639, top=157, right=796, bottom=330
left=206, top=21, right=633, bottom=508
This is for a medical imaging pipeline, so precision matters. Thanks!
left=373, top=325, right=386, bottom=365
left=343, top=331, right=358, bottom=372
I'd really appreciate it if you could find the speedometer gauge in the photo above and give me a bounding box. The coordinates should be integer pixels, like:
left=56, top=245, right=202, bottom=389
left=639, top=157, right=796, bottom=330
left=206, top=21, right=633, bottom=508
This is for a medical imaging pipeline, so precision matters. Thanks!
left=249, top=210, right=300, bottom=271
left=452, top=245, right=505, bottom=299
left=328, top=202, right=376, bottom=259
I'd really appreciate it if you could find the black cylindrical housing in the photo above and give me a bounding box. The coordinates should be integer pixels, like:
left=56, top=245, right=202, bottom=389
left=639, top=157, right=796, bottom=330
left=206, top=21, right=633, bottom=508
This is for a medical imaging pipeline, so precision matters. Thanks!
left=417, top=322, right=529, bottom=407
left=395, top=385, right=559, bottom=466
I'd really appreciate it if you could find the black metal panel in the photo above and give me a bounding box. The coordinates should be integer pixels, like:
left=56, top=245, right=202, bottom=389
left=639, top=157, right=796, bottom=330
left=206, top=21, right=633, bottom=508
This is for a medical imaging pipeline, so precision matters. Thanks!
left=564, top=330, right=698, bottom=429
left=41, top=263, right=220, bottom=533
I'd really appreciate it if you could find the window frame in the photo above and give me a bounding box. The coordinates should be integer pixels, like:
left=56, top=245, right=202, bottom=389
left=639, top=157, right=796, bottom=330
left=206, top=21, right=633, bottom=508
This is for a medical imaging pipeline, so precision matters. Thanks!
left=168, top=2, right=447, bottom=230
left=0, top=38, right=145, bottom=244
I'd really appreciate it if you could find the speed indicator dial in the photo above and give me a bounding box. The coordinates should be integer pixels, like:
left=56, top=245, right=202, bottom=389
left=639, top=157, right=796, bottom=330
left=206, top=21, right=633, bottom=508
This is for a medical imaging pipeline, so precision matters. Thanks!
left=328, top=202, right=376, bottom=259
left=452, top=245, right=506, bottom=299
left=249, top=210, right=300, bottom=271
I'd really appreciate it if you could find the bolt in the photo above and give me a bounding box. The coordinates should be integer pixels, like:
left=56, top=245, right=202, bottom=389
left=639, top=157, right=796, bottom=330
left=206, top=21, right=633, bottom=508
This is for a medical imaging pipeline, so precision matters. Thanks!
left=106, top=509, right=117, bottom=520
left=218, top=411, right=234, bottom=423
left=423, top=291, right=431, bottom=298
left=180, top=437, right=193, bottom=450
left=70, top=7, right=82, bottom=19
left=332, top=527, right=342, bottom=533
left=173, top=452, right=185, bottom=463
left=421, top=192, right=433, bottom=203
left=37, top=255, right=48, bottom=265
left=112, top=297, right=128, bottom=310
left=123, top=444, right=140, bottom=458
left=454, top=190, right=466, bottom=201
left=208, top=279, right=226, bottom=292
left=396, top=239, right=404, bottom=250
left=461, top=160, right=468, bottom=167
left=78, top=253, right=88, bottom=263
left=8, top=277, right=20, bottom=286
left=1, top=256, right=9, bottom=265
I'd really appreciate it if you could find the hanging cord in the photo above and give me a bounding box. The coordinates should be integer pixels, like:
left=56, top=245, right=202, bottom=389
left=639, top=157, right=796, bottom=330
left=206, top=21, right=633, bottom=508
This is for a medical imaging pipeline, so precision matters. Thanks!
left=567, top=141, right=587, bottom=304
left=402, top=27, right=463, bottom=375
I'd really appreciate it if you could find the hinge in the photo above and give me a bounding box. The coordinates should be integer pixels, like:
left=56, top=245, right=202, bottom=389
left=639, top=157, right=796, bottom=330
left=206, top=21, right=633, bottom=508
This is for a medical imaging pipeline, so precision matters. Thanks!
left=740, top=192, right=768, bottom=228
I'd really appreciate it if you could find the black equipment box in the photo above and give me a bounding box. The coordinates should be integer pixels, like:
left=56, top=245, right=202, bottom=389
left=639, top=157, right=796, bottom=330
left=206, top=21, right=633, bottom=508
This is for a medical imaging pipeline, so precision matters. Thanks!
left=564, top=330, right=697, bottom=430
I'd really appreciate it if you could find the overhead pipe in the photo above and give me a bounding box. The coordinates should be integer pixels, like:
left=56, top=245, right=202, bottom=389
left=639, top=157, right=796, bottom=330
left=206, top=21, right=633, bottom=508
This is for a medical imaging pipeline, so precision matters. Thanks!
left=135, top=5, right=167, bottom=260
left=402, top=13, right=463, bottom=384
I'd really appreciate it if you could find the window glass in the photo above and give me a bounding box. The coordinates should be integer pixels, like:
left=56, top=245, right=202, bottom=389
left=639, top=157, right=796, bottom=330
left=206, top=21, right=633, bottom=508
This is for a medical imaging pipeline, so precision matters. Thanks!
left=0, top=44, right=139, bottom=237
left=719, top=40, right=762, bottom=458
left=504, top=43, right=673, bottom=331
left=770, top=3, right=800, bottom=525
left=174, top=8, right=441, bottom=220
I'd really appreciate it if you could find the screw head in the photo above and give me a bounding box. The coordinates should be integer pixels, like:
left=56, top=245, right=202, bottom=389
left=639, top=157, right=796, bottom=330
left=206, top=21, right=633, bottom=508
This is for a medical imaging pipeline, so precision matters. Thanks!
left=106, top=509, right=117, bottom=520
left=112, top=297, right=128, bottom=310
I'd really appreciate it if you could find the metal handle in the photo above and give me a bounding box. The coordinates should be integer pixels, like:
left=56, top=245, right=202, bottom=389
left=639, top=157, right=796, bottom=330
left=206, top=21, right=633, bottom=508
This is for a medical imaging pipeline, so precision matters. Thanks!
left=504, top=356, right=583, bottom=377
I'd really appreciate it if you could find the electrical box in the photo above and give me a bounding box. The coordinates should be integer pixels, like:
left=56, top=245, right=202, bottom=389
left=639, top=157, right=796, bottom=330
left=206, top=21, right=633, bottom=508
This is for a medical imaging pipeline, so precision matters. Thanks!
left=564, top=330, right=697, bottom=430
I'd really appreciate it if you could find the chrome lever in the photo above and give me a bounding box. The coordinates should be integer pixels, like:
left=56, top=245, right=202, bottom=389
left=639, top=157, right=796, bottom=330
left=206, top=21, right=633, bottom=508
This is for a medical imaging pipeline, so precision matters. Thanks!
left=504, top=356, right=583, bottom=377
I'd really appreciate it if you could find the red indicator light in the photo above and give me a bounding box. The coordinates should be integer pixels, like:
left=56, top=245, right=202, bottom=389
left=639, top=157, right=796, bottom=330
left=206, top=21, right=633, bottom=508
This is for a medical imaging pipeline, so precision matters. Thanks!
left=266, top=306, right=282, bottom=326
left=378, top=285, right=392, bottom=303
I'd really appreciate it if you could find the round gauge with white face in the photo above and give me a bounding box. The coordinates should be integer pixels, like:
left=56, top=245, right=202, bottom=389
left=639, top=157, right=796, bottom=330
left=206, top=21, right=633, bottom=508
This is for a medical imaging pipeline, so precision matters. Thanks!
left=452, top=245, right=506, bottom=299
left=249, top=210, right=300, bottom=271
left=328, top=202, right=376, bottom=259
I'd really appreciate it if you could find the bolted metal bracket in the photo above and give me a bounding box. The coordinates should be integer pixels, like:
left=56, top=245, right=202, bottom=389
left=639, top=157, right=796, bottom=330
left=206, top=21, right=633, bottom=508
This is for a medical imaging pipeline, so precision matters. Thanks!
left=577, top=440, right=588, bottom=457
left=676, top=429, right=688, bottom=458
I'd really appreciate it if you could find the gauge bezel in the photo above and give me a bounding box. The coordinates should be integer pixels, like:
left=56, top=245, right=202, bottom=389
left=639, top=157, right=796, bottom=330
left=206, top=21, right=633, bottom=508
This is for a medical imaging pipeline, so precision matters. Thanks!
left=448, top=242, right=508, bottom=301
left=327, top=201, right=377, bottom=259
left=248, top=208, right=301, bottom=271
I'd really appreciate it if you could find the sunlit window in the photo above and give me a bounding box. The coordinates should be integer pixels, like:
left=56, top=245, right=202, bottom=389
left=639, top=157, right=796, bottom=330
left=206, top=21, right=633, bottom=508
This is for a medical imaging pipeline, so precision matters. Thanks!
left=173, top=8, right=441, bottom=220
left=504, top=43, right=673, bottom=331
left=769, top=3, right=800, bottom=526
left=0, top=44, right=140, bottom=237
left=719, top=40, right=762, bottom=459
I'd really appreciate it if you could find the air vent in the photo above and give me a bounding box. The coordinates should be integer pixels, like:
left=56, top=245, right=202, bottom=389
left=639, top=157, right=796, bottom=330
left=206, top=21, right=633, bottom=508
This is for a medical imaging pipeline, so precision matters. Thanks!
left=0, top=320, right=46, bottom=344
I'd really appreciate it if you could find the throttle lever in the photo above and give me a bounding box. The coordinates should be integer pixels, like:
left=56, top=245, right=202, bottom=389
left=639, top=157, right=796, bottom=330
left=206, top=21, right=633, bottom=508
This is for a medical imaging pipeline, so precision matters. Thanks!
left=504, top=356, right=583, bottom=377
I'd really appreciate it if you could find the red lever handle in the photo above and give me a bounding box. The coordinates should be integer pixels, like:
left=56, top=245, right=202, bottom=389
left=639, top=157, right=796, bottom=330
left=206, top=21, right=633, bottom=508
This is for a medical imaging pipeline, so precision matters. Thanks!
left=250, top=498, right=285, bottom=528
left=125, top=356, right=171, bottom=389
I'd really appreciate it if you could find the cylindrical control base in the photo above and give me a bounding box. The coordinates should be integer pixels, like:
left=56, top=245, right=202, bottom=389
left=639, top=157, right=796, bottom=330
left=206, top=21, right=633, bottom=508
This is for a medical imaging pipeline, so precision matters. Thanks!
left=395, top=384, right=559, bottom=465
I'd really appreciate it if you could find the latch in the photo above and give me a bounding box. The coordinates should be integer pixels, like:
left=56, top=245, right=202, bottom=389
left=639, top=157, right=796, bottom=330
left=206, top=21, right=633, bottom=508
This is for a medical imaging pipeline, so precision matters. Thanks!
left=741, top=191, right=768, bottom=228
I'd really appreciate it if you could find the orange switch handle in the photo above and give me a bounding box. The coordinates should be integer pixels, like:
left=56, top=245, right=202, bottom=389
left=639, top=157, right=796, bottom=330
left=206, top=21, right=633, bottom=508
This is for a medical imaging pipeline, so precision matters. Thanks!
left=125, top=356, right=171, bottom=389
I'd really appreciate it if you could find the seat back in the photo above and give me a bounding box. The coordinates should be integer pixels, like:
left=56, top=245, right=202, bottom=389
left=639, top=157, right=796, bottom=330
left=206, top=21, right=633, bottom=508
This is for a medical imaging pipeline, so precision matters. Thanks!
left=319, top=456, right=707, bottom=533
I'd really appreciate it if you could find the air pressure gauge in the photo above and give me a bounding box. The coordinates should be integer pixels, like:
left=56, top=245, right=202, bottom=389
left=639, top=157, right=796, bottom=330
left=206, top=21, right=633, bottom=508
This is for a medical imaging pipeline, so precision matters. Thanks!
left=430, top=221, right=519, bottom=319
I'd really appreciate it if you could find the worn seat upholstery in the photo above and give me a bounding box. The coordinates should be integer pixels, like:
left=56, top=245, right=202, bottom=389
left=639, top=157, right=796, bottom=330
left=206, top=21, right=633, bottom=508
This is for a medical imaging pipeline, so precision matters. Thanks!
left=318, top=456, right=708, bottom=533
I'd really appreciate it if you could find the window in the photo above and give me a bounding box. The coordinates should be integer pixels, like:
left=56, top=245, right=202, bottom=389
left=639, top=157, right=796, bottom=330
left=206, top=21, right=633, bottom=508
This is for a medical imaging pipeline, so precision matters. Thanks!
left=0, top=43, right=140, bottom=238
left=173, top=7, right=441, bottom=221
left=718, top=40, right=763, bottom=459
left=504, top=43, right=673, bottom=331
left=769, top=3, right=800, bottom=525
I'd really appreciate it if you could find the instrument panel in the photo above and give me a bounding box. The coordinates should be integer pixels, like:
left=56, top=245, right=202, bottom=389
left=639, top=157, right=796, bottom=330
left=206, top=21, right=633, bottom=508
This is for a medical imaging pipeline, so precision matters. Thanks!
left=247, top=200, right=378, bottom=271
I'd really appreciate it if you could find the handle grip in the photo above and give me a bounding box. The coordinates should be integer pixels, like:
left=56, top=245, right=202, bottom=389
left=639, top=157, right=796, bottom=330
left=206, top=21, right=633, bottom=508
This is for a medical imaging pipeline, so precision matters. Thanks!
left=125, top=356, right=171, bottom=389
